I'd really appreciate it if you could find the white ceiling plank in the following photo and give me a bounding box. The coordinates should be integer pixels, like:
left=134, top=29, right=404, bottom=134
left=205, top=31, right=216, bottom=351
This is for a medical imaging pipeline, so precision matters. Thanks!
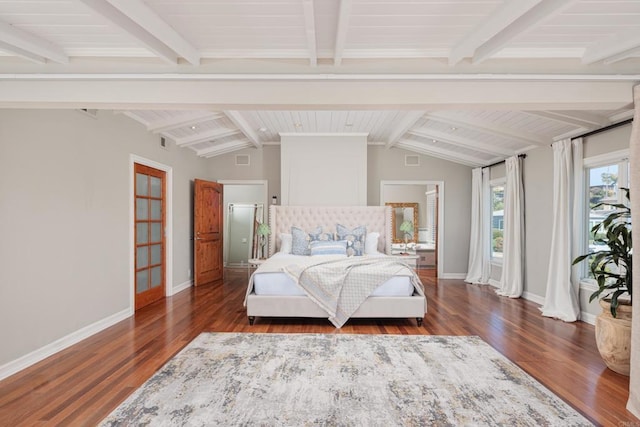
left=175, top=128, right=241, bottom=147
left=147, top=111, right=224, bottom=133
left=104, top=0, right=200, bottom=65
left=583, top=29, right=640, bottom=65
left=472, top=0, right=578, bottom=65
left=409, top=128, right=514, bottom=157
left=385, top=111, right=425, bottom=149
left=523, top=110, right=610, bottom=129
left=426, top=112, right=549, bottom=146
left=448, top=0, right=542, bottom=66
left=224, top=110, right=263, bottom=148
left=397, top=140, right=485, bottom=168
left=77, top=0, right=180, bottom=64
left=302, top=0, right=318, bottom=67
left=0, top=20, right=68, bottom=64
left=333, top=0, right=352, bottom=66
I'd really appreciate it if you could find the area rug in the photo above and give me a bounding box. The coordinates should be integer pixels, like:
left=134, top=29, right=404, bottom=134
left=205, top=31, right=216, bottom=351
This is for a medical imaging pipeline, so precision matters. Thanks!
left=100, top=333, right=592, bottom=426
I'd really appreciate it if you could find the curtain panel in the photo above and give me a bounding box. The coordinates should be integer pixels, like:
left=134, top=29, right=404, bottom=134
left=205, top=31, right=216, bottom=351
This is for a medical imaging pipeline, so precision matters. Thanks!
left=541, top=138, right=583, bottom=322
left=465, top=168, right=490, bottom=284
left=627, top=84, right=639, bottom=418
left=497, top=155, right=525, bottom=298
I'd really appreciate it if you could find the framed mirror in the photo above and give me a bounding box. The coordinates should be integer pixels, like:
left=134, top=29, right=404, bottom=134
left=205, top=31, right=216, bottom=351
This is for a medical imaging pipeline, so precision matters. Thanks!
left=386, top=202, right=418, bottom=244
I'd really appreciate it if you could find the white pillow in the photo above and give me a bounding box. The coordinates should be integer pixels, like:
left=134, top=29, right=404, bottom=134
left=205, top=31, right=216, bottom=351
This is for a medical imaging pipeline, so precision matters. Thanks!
left=365, top=232, right=380, bottom=255
left=279, top=233, right=293, bottom=254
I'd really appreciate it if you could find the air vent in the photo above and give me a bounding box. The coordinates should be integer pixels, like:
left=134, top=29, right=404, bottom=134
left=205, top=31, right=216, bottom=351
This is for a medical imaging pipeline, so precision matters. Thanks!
left=405, top=155, right=420, bottom=166
left=160, top=137, right=169, bottom=150
left=236, top=154, right=250, bottom=166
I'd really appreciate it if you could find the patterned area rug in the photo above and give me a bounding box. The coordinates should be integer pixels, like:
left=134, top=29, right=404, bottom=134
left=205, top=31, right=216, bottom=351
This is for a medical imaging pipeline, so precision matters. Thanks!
left=100, top=333, right=593, bottom=426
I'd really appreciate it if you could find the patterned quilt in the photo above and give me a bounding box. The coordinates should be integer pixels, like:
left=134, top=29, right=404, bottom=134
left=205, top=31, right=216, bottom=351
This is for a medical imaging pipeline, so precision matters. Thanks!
left=282, top=257, right=424, bottom=327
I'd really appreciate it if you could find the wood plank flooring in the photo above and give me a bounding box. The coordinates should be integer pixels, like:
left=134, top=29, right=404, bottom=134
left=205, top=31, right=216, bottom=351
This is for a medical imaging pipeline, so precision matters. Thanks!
left=0, top=268, right=636, bottom=426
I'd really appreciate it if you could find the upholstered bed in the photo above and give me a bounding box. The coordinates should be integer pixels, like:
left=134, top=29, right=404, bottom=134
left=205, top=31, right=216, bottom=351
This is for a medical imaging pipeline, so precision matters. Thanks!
left=244, top=205, right=427, bottom=327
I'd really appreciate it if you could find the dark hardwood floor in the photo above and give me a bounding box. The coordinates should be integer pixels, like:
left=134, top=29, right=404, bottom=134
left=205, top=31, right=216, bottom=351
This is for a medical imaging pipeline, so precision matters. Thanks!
left=0, top=268, right=636, bottom=426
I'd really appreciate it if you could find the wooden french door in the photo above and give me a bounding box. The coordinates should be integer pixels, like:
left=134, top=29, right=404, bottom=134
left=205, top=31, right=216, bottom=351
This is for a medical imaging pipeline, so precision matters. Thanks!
left=134, top=164, right=166, bottom=310
left=194, top=179, right=223, bottom=286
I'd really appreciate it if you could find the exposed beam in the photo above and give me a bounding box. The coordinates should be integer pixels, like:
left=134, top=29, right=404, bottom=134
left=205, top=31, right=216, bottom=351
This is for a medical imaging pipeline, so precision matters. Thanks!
left=603, top=47, right=640, bottom=65
left=448, top=0, right=541, bottom=66
left=199, top=140, right=253, bottom=158
left=523, top=110, right=610, bottom=129
left=397, top=140, right=486, bottom=168
left=333, top=0, right=352, bottom=66
left=385, top=111, right=425, bottom=149
left=148, top=112, right=224, bottom=133
left=408, top=128, right=514, bottom=157
left=302, top=0, right=318, bottom=67
left=224, top=110, right=262, bottom=148
left=78, top=0, right=187, bottom=64
left=175, top=128, right=241, bottom=147
left=426, top=112, right=548, bottom=146
left=582, top=28, right=640, bottom=65
left=0, top=20, right=68, bottom=64
left=472, top=0, right=577, bottom=64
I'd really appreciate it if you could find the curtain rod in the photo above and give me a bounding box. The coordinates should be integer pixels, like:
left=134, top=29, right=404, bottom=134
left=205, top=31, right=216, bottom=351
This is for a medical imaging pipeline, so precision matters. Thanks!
left=483, top=153, right=527, bottom=169
left=570, top=117, right=633, bottom=141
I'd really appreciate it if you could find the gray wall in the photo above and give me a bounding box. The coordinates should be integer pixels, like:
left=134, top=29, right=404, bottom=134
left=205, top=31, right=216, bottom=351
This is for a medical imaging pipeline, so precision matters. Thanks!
left=0, top=109, right=212, bottom=367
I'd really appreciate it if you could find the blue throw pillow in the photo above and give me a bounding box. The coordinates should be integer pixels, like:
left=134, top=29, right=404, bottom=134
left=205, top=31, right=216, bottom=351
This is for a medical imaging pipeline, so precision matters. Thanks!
left=309, top=240, right=347, bottom=256
left=291, top=226, right=315, bottom=255
left=336, top=224, right=366, bottom=256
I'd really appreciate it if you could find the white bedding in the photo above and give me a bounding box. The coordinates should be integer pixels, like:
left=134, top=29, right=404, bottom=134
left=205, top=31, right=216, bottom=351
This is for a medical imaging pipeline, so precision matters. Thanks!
left=251, top=253, right=415, bottom=297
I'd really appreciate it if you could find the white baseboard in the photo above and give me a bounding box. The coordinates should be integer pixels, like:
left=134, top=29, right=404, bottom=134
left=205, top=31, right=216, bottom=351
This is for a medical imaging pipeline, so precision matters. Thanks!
left=581, top=311, right=596, bottom=325
left=0, top=308, right=131, bottom=382
left=440, top=273, right=467, bottom=280
left=172, top=280, right=193, bottom=295
left=522, top=291, right=545, bottom=306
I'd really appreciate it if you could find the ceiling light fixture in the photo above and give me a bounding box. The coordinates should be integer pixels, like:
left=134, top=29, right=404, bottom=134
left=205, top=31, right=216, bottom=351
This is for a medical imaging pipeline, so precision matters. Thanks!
left=190, top=125, right=197, bottom=130
left=258, top=127, right=267, bottom=132
left=294, top=123, right=302, bottom=128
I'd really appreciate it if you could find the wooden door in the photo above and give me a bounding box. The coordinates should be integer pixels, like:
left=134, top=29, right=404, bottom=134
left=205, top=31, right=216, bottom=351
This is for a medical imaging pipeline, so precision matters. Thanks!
left=194, top=179, right=223, bottom=286
left=134, top=164, right=166, bottom=310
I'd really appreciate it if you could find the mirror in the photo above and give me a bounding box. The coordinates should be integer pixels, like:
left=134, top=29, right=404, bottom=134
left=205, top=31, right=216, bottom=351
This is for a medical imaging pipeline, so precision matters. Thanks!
left=386, top=202, right=418, bottom=244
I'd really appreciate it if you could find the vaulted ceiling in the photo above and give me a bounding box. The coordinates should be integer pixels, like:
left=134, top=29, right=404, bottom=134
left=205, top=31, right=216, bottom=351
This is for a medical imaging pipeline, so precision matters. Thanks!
left=0, top=0, right=638, bottom=166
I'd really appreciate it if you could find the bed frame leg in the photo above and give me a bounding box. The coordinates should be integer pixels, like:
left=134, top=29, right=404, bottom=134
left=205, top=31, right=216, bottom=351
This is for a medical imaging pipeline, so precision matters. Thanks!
left=416, top=317, right=423, bottom=327
left=248, top=316, right=255, bottom=326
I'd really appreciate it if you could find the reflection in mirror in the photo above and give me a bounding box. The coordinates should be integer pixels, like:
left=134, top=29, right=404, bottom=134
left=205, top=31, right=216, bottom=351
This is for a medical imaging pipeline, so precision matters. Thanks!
left=386, top=202, right=418, bottom=244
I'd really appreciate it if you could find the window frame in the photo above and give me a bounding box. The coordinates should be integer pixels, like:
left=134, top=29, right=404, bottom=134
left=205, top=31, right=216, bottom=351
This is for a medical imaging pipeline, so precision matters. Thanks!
left=489, top=177, right=506, bottom=265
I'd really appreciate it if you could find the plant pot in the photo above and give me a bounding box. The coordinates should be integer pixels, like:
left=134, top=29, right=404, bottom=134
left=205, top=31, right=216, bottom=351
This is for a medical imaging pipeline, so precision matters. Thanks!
left=595, top=299, right=632, bottom=376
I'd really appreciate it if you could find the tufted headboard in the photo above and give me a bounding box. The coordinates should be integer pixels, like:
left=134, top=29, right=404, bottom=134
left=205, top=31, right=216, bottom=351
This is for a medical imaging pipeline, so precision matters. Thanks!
left=268, top=205, right=392, bottom=257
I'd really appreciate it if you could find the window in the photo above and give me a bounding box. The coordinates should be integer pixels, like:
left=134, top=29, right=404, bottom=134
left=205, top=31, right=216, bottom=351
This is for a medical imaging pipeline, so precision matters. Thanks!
left=581, top=150, right=629, bottom=278
left=490, top=181, right=505, bottom=261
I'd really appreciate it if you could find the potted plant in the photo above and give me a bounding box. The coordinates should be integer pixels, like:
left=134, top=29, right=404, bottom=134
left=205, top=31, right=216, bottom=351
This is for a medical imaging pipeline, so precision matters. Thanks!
left=573, top=188, right=632, bottom=375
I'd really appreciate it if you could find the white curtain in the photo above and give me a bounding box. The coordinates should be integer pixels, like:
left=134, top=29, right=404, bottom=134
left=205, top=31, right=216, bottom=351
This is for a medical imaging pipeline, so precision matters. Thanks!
left=627, top=84, right=639, bottom=418
left=496, top=156, right=524, bottom=298
left=541, top=138, right=583, bottom=322
left=465, top=167, right=490, bottom=284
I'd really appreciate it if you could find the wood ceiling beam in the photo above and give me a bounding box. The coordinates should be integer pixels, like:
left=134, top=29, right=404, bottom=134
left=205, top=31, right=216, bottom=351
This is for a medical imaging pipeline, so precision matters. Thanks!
left=448, top=0, right=542, bottom=66
left=408, top=128, right=514, bottom=157
left=198, top=140, right=253, bottom=158
left=147, top=112, right=224, bottom=133
left=333, top=0, right=352, bottom=66
left=302, top=0, right=318, bottom=67
left=582, top=29, right=640, bottom=65
left=77, top=0, right=200, bottom=65
left=385, top=111, right=425, bottom=149
left=224, top=110, right=262, bottom=148
left=523, top=110, right=610, bottom=129
left=175, top=128, right=241, bottom=147
left=396, top=140, right=487, bottom=168
left=426, top=112, right=548, bottom=146
left=0, top=20, right=68, bottom=64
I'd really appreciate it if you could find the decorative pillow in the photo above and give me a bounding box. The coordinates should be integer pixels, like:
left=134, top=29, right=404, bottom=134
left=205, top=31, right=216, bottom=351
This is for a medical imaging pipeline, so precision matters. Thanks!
left=279, top=233, right=292, bottom=254
left=364, top=231, right=380, bottom=255
left=309, top=228, right=334, bottom=242
left=309, top=240, right=347, bottom=256
left=291, top=226, right=313, bottom=255
left=336, top=224, right=367, bottom=256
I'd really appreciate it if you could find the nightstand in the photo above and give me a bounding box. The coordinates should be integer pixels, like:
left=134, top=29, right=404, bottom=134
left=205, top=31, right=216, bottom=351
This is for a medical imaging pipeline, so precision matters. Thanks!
left=390, top=254, right=419, bottom=270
